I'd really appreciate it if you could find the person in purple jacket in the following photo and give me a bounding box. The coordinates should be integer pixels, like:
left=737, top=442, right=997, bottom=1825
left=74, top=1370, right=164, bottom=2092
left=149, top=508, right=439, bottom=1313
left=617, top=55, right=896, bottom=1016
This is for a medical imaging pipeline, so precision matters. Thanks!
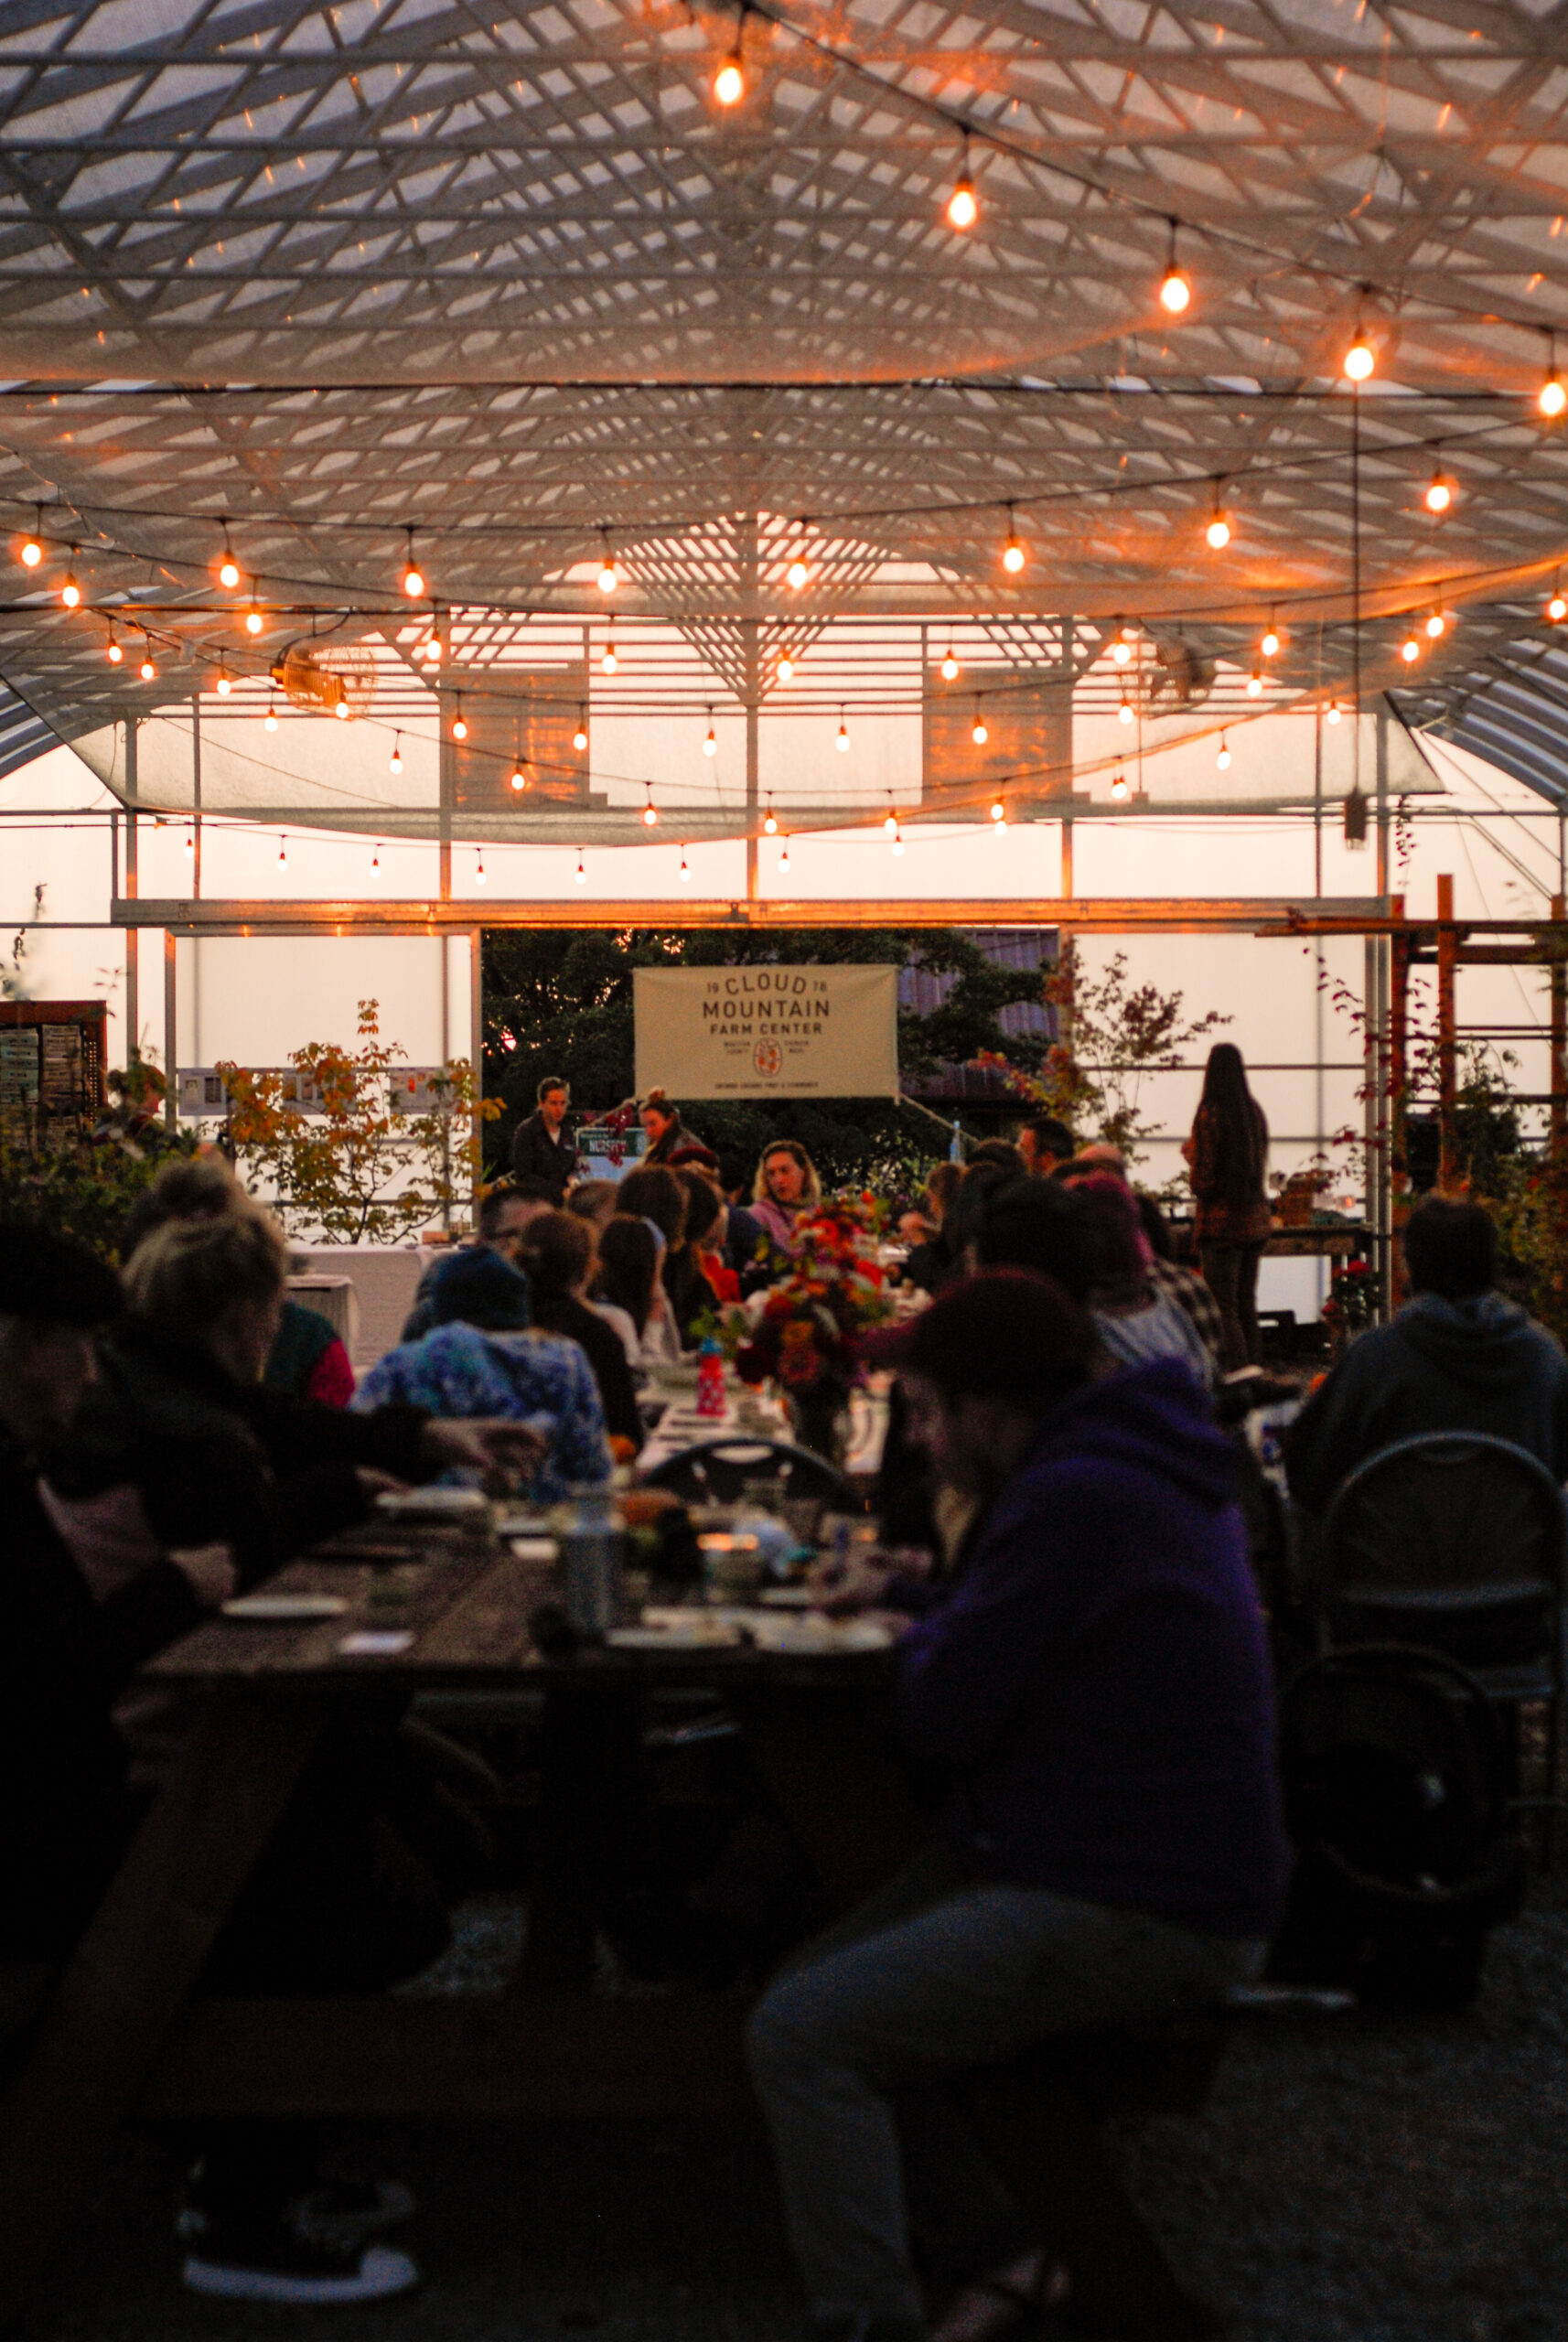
left=746, top=1269, right=1289, bottom=2342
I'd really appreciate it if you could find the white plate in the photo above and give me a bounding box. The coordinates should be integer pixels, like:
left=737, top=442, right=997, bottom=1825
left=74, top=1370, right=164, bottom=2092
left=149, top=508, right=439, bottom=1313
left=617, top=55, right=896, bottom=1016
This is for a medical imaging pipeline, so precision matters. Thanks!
left=376, top=1486, right=489, bottom=1518
left=607, top=1620, right=741, bottom=1649
left=509, top=1536, right=559, bottom=1562
left=222, top=1594, right=349, bottom=1623
left=747, top=1616, right=892, bottom=1654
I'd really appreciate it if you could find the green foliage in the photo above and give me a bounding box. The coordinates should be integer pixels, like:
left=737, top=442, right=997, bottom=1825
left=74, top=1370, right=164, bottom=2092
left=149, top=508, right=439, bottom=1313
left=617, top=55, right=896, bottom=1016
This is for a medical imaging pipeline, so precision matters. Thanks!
left=219, top=1000, right=496, bottom=1244
left=480, top=924, right=1044, bottom=1184
left=0, top=1060, right=198, bottom=1262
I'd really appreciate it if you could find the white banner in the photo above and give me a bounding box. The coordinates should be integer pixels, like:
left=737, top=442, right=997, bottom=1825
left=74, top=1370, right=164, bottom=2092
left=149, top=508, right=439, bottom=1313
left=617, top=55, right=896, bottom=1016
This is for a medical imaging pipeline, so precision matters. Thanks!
left=634, top=965, right=899, bottom=1100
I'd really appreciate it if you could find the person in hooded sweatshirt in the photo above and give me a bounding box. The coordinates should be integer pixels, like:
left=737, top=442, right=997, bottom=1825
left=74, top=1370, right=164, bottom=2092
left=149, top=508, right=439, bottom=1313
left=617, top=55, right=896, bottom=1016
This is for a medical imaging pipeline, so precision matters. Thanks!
left=1284, top=1194, right=1568, bottom=1517
left=747, top=1269, right=1288, bottom=2342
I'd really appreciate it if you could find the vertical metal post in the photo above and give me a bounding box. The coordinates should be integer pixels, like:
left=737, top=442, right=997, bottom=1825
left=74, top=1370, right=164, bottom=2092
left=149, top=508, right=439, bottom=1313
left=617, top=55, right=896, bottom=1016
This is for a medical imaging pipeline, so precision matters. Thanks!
left=190, top=692, right=202, bottom=899
left=1551, top=891, right=1566, bottom=1165
left=124, top=721, right=139, bottom=1063
left=439, top=937, right=452, bottom=1233
left=1388, top=898, right=1410, bottom=1310
left=163, top=929, right=177, bottom=1133
left=1436, top=872, right=1457, bottom=1186
left=470, top=927, right=484, bottom=1218
left=745, top=621, right=759, bottom=904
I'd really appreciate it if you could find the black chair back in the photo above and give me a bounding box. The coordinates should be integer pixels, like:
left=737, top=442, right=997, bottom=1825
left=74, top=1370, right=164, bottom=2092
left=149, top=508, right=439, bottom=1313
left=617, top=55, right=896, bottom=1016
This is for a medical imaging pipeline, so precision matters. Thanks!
left=1318, top=1432, right=1568, bottom=1672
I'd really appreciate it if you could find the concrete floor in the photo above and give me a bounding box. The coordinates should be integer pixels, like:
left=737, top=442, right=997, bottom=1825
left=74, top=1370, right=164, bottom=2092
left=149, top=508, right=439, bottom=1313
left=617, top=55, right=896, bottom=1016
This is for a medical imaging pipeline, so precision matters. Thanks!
left=26, top=1885, right=1566, bottom=2342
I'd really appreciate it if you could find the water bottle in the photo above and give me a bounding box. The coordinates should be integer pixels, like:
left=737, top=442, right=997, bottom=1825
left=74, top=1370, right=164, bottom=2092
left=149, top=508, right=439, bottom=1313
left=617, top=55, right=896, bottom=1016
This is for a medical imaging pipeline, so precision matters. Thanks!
left=559, top=1488, right=626, bottom=1637
left=695, top=1337, right=727, bottom=1420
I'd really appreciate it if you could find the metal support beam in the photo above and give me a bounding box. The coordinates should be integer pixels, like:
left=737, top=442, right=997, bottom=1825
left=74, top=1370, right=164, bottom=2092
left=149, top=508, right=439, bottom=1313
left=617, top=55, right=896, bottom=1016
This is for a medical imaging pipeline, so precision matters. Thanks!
left=163, top=930, right=177, bottom=1133
left=1436, top=872, right=1457, bottom=1185
left=470, top=926, right=483, bottom=1213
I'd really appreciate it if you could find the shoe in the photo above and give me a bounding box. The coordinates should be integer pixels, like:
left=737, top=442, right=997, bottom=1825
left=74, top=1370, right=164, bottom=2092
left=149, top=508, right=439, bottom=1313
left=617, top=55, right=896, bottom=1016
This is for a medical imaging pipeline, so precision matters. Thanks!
left=182, top=2226, right=419, bottom=2304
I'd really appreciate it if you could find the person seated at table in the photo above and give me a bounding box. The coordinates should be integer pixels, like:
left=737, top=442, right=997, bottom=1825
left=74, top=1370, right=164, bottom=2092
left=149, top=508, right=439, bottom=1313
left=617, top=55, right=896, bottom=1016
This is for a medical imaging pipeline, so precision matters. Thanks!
left=399, top=1176, right=555, bottom=1341
left=898, top=1164, right=964, bottom=1295
left=964, top=1138, right=1026, bottom=1178
left=616, top=1164, right=716, bottom=1348
left=565, top=1177, right=620, bottom=1233
left=45, top=1208, right=544, bottom=1588
left=749, top=1270, right=1287, bottom=2342
left=121, top=1154, right=357, bottom=1405
left=590, top=1213, right=668, bottom=1371
left=1060, top=1172, right=1214, bottom=1393
left=752, top=1140, right=822, bottom=1256
left=1016, top=1116, right=1075, bottom=1178
left=1057, top=1157, right=1224, bottom=1377
left=675, top=1165, right=740, bottom=1305
left=0, top=1224, right=466, bottom=2304
left=354, top=1247, right=612, bottom=1501
left=1284, top=1193, right=1568, bottom=1517
left=716, top=1149, right=768, bottom=1288
left=513, top=1209, right=643, bottom=1455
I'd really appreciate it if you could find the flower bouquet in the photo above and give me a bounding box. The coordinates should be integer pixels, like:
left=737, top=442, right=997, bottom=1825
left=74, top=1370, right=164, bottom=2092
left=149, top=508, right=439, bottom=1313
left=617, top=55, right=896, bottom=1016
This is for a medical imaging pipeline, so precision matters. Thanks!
left=1322, top=1254, right=1380, bottom=1342
left=707, top=1196, right=894, bottom=1458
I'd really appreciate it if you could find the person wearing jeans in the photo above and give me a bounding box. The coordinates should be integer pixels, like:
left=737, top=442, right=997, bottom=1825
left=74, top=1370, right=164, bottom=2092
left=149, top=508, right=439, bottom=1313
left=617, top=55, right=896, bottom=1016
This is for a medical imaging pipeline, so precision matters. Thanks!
left=746, top=1271, right=1289, bottom=2342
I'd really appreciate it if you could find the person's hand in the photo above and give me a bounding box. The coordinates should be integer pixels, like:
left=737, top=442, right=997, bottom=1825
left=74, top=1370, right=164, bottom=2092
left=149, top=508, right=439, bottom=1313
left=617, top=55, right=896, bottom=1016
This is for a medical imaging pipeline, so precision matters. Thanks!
left=355, top=1466, right=409, bottom=1500
left=168, top=1542, right=239, bottom=1609
left=422, top=1416, right=548, bottom=1486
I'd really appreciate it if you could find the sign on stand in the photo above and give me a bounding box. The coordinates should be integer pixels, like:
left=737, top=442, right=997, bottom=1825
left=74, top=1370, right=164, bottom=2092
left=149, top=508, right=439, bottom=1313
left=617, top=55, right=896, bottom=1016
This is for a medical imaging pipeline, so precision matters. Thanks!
left=633, top=965, right=898, bottom=1100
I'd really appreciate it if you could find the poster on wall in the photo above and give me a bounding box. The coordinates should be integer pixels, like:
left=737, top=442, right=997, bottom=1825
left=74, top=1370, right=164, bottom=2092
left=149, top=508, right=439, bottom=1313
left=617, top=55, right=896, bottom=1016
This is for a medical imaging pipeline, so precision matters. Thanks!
left=633, top=965, right=899, bottom=1100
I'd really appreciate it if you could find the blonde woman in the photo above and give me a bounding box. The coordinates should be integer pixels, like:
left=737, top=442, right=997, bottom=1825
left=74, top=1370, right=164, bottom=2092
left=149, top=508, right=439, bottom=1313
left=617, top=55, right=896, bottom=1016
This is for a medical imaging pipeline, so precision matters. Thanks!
left=751, top=1141, right=822, bottom=1253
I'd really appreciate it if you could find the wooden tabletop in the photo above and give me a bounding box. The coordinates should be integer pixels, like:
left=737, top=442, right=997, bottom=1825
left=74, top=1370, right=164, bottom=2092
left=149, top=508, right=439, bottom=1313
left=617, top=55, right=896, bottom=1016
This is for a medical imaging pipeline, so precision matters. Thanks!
left=145, top=1522, right=891, bottom=1691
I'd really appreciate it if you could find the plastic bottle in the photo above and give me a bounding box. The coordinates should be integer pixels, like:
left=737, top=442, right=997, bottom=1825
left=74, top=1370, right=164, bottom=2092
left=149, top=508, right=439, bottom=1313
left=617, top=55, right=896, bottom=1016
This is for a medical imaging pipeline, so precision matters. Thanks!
left=695, top=1337, right=727, bottom=1420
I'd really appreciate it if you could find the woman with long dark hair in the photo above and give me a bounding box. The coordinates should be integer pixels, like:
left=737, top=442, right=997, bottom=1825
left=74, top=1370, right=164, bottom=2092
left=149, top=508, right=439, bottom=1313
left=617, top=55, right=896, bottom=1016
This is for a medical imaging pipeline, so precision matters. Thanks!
left=1184, top=1042, right=1272, bottom=1370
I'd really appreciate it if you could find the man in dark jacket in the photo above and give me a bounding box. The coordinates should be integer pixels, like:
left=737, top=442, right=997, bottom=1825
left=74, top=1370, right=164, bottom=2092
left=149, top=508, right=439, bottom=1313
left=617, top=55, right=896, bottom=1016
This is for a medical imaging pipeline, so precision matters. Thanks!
left=510, top=1076, right=579, bottom=1204
left=747, top=1271, right=1288, bottom=2342
left=1285, top=1195, right=1568, bottom=1516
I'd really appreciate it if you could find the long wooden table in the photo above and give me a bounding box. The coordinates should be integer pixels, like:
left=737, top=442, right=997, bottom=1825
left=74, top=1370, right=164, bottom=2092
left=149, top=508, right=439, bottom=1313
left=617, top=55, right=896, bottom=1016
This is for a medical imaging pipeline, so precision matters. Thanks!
left=0, top=1525, right=920, bottom=2322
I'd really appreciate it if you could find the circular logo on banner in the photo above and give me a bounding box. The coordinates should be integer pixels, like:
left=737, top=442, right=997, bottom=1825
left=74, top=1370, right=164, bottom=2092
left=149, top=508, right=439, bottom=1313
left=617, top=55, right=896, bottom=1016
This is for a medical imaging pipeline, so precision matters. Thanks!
left=753, top=1039, right=783, bottom=1077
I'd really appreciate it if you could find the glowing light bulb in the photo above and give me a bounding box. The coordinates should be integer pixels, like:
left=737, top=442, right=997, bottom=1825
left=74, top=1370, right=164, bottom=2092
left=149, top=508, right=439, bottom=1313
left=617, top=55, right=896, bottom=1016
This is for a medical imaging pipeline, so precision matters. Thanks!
left=714, top=49, right=745, bottom=107
left=597, top=550, right=618, bottom=595
left=602, top=640, right=618, bottom=675
left=139, top=654, right=156, bottom=682
left=1261, top=623, right=1281, bottom=659
left=19, top=530, right=41, bottom=569
left=990, top=798, right=1005, bottom=822
left=1206, top=511, right=1230, bottom=551
left=245, top=594, right=263, bottom=636
left=276, top=836, right=286, bottom=866
left=1426, top=611, right=1445, bottom=640
left=947, top=174, right=978, bottom=232
left=1424, top=472, right=1452, bottom=515
left=1217, top=734, right=1231, bottom=769
left=390, top=735, right=403, bottom=775
left=884, top=805, right=898, bottom=837
left=764, top=801, right=778, bottom=835
left=264, top=700, right=278, bottom=732
left=779, top=838, right=790, bottom=874
left=1246, top=669, right=1262, bottom=698
left=510, top=764, right=527, bottom=791
left=422, top=632, right=441, bottom=666
left=891, top=825, right=905, bottom=856
left=1552, top=590, right=1568, bottom=623
left=184, top=825, right=194, bottom=856
left=1110, top=772, right=1130, bottom=803
left=642, top=794, right=659, bottom=827
left=218, top=540, right=240, bottom=590
left=1326, top=701, right=1341, bottom=725
left=703, top=715, right=717, bottom=757
left=1112, top=635, right=1133, bottom=666
left=1343, top=329, right=1376, bottom=381
left=679, top=848, right=691, bottom=881
left=941, top=646, right=959, bottom=682
left=215, top=666, right=231, bottom=695
left=1159, top=263, right=1190, bottom=316
left=1002, top=526, right=1026, bottom=575
left=106, top=637, right=123, bottom=665
left=574, top=715, right=588, bottom=752
left=778, top=653, right=793, bottom=682
left=371, top=845, right=380, bottom=871
left=1119, top=693, right=1134, bottom=725
left=1541, top=373, right=1566, bottom=419
left=60, top=565, right=81, bottom=610
left=575, top=853, right=586, bottom=886
left=335, top=698, right=349, bottom=720
left=1402, top=631, right=1421, bottom=662
left=836, top=715, right=850, bottom=753
left=451, top=708, right=468, bottom=742
left=787, top=553, right=809, bottom=590
left=403, top=532, right=424, bottom=597
left=972, top=712, right=988, bottom=746
left=475, top=853, right=486, bottom=886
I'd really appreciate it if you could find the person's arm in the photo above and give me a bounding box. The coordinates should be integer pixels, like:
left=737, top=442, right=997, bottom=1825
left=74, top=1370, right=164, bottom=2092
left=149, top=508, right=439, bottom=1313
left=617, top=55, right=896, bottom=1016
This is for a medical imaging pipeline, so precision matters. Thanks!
left=555, top=1350, right=615, bottom=1486
left=303, top=1338, right=356, bottom=1409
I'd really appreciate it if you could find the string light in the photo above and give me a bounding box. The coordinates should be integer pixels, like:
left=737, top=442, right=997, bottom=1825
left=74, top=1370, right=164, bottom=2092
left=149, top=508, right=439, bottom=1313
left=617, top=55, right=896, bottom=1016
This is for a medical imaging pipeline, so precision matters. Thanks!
left=764, top=800, right=778, bottom=834
left=371, top=843, right=381, bottom=871
left=597, top=536, right=618, bottom=595
left=509, top=758, right=528, bottom=792
left=390, top=732, right=403, bottom=775
left=263, top=697, right=278, bottom=732
left=836, top=709, right=850, bottom=753
left=992, top=805, right=1007, bottom=833
left=245, top=583, right=263, bottom=636
left=1541, top=365, right=1566, bottom=419
left=941, top=643, right=959, bottom=682
left=575, top=851, right=586, bottom=886
left=1401, top=628, right=1421, bottom=662
left=946, top=137, right=978, bottom=231
left=183, top=824, right=194, bottom=857
left=574, top=709, right=588, bottom=752
left=601, top=639, right=618, bottom=675
left=334, top=691, right=349, bottom=721
left=884, top=799, right=898, bottom=837
left=215, top=661, right=231, bottom=695
left=703, top=707, right=717, bottom=757
left=891, top=823, right=905, bottom=856
left=1426, top=609, right=1446, bottom=640
left=1118, top=689, right=1134, bottom=725
left=1246, top=669, right=1262, bottom=698
left=1217, top=733, right=1231, bottom=769
left=1261, top=615, right=1281, bottom=658
left=679, top=846, right=691, bottom=881
left=1158, top=220, right=1191, bottom=315
left=641, top=785, right=659, bottom=827
left=1206, top=487, right=1230, bottom=550
left=787, top=533, right=810, bottom=591
left=779, top=836, right=791, bottom=875
left=972, top=703, right=988, bottom=746
left=139, top=650, right=156, bottom=682
left=475, top=851, right=486, bottom=886
left=60, top=554, right=81, bottom=610
left=218, top=525, right=240, bottom=590
left=403, top=528, right=424, bottom=598
left=1549, top=581, right=1567, bottom=623
left=105, top=628, right=122, bottom=665
left=777, top=652, right=793, bottom=682
left=1424, top=470, right=1453, bottom=515
left=422, top=622, right=442, bottom=666
left=450, top=697, right=468, bottom=742
left=1343, top=317, right=1376, bottom=381
left=1326, top=701, right=1342, bottom=725
left=1112, top=625, right=1133, bottom=667
left=714, top=10, right=746, bottom=107
left=989, top=796, right=1005, bottom=823
left=19, top=509, right=41, bottom=568
left=1001, top=507, right=1026, bottom=575
left=1110, top=771, right=1130, bottom=803
left=276, top=834, right=287, bottom=866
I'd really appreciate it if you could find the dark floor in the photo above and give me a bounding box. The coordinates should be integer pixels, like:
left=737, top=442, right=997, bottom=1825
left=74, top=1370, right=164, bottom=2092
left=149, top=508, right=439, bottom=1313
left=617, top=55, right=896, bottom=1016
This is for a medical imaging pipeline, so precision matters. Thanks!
left=28, top=1884, right=1567, bottom=2342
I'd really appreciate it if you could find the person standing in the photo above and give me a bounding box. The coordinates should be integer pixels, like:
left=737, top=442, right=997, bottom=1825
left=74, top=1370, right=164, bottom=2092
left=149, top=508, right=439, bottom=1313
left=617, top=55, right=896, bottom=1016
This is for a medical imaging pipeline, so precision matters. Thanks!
left=510, top=1077, right=579, bottom=1206
left=1184, top=1042, right=1272, bottom=1372
left=640, top=1088, right=698, bottom=1165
